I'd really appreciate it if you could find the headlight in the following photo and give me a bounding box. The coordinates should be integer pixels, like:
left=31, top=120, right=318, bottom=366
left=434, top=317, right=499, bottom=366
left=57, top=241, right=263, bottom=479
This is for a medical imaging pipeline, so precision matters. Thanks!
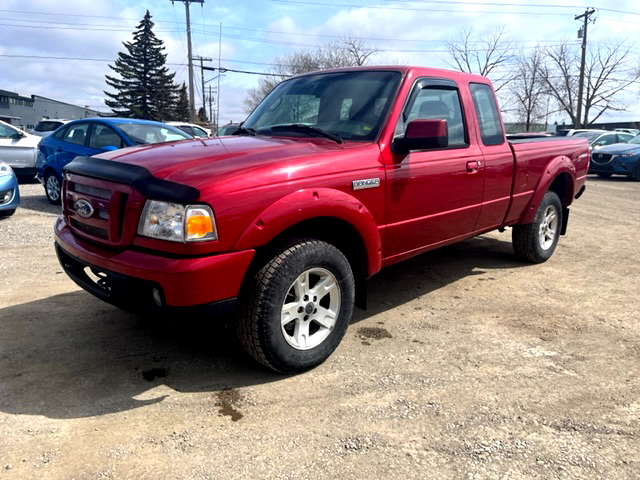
left=0, top=160, right=13, bottom=177
left=137, top=200, right=217, bottom=242
left=616, top=153, right=636, bottom=158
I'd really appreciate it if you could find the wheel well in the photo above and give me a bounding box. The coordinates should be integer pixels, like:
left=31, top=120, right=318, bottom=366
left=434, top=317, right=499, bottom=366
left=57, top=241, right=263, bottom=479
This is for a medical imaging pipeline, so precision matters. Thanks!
left=248, top=217, right=369, bottom=308
left=548, top=173, right=572, bottom=206
left=43, top=166, right=59, bottom=179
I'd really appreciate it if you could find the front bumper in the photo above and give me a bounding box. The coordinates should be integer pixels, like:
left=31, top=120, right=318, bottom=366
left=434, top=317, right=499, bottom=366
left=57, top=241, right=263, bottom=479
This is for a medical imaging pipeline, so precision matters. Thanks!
left=588, top=154, right=639, bottom=175
left=54, top=216, right=256, bottom=311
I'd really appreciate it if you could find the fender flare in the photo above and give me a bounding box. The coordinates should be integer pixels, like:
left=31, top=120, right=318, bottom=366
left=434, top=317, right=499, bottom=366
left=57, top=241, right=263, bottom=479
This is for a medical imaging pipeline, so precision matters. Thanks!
left=233, top=188, right=383, bottom=276
left=519, top=155, right=576, bottom=225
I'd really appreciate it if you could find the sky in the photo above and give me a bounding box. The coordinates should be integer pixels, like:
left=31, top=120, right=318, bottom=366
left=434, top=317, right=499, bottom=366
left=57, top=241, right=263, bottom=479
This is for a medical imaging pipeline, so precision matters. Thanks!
left=1, top=0, right=639, bottom=126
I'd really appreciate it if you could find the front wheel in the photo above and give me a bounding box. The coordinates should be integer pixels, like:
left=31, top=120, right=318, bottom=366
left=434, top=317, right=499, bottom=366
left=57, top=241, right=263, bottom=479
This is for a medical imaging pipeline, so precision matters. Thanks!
left=596, top=172, right=613, bottom=179
left=237, top=239, right=355, bottom=374
left=44, top=171, right=62, bottom=205
left=512, top=191, right=563, bottom=263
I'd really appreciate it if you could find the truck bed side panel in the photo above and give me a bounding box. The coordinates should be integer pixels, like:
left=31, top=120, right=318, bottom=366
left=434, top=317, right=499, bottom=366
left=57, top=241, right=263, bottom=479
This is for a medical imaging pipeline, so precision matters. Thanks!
left=505, top=138, right=589, bottom=224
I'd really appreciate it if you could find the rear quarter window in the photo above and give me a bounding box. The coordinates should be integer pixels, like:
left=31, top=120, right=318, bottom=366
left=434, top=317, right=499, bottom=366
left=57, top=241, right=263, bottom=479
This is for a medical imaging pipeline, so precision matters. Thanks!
left=470, top=83, right=504, bottom=146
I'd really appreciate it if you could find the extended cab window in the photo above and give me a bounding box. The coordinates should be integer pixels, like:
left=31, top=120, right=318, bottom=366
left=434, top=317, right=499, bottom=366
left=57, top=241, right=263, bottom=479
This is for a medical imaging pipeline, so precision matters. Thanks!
left=396, top=86, right=467, bottom=148
left=470, top=83, right=504, bottom=146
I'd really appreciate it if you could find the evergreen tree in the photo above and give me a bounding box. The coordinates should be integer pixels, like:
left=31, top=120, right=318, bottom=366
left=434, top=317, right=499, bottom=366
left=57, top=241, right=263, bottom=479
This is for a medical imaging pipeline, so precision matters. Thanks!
left=197, top=106, right=209, bottom=123
left=174, top=83, right=191, bottom=121
left=104, top=10, right=177, bottom=120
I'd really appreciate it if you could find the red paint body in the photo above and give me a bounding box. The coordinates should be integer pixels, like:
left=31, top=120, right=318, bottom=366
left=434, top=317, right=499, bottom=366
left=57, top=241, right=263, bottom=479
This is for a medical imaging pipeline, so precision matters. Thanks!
left=54, top=66, right=589, bottom=308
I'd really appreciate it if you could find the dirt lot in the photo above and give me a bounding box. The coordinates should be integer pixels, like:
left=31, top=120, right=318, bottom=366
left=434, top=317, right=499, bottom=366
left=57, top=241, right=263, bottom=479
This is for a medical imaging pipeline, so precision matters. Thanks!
left=0, top=178, right=638, bottom=480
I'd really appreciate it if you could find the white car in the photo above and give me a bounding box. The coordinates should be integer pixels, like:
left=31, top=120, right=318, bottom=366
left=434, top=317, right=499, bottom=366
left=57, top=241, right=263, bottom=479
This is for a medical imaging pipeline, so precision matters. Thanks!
left=614, top=128, right=640, bottom=136
left=165, top=121, right=210, bottom=138
left=0, top=119, right=40, bottom=178
left=31, top=119, right=71, bottom=137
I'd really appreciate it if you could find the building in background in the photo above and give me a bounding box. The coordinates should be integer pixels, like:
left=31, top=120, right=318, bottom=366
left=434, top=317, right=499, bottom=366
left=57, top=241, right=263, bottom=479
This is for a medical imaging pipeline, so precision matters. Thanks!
left=0, top=89, right=102, bottom=131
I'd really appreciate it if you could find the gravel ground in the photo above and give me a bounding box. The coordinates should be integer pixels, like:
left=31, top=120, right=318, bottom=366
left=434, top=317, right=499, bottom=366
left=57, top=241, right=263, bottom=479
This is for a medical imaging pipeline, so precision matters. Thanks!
left=0, top=178, right=638, bottom=480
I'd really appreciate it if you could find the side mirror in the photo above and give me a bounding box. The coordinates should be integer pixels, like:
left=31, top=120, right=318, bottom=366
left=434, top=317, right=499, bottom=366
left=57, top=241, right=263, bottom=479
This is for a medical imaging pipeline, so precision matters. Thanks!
left=11, top=132, right=25, bottom=140
left=393, top=119, right=448, bottom=154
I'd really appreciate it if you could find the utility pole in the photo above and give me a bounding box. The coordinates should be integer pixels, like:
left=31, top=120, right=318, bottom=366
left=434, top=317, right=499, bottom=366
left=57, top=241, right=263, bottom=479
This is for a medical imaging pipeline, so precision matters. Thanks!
left=194, top=55, right=212, bottom=122
left=575, top=8, right=595, bottom=129
left=172, top=0, right=204, bottom=123
left=208, top=85, right=214, bottom=128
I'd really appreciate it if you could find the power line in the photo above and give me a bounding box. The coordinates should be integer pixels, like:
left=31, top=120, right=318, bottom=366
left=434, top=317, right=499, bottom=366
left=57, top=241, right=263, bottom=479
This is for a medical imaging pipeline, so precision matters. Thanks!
left=271, top=0, right=579, bottom=15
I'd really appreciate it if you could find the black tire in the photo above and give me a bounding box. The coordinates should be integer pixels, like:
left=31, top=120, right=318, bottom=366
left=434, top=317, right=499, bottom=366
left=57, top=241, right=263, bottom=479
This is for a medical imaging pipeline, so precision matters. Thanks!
left=512, top=191, right=563, bottom=263
left=0, top=209, right=16, bottom=218
left=596, top=172, right=613, bottom=179
left=633, top=163, right=640, bottom=181
left=237, top=239, right=355, bottom=374
left=44, top=171, right=62, bottom=205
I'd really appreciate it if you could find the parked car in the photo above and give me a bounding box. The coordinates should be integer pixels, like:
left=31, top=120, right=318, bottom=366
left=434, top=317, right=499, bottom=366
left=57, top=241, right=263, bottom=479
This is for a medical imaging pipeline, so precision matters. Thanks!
left=555, top=128, right=606, bottom=137
left=54, top=66, right=589, bottom=373
left=0, top=160, right=20, bottom=217
left=614, top=128, right=639, bottom=136
left=32, top=119, right=71, bottom=137
left=165, top=121, right=211, bottom=138
left=589, top=134, right=640, bottom=179
left=216, top=123, right=240, bottom=136
left=573, top=130, right=635, bottom=149
left=37, top=118, right=193, bottom=204
left=0, top=119, right=40, bottom=178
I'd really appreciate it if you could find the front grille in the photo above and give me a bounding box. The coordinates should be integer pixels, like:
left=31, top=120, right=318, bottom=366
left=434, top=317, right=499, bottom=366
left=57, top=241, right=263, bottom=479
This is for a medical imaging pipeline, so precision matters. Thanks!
left=71, top=182, right=112, bottom=200
left=63, top=173, right=141, bottom=247
left=592, top=153, right=612, bottom=165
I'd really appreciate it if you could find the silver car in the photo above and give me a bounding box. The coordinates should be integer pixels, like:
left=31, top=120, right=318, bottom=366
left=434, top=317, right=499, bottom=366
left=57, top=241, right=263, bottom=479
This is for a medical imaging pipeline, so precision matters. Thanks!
left=31, top=119, right=70, bottom=137
left=0, top=120, right=40, bottom=178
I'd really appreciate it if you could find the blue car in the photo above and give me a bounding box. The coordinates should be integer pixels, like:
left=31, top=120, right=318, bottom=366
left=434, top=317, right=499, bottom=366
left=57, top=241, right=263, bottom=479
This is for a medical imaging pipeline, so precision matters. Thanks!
left=36, top=118, right=193, bottom=204
left=589, top=135, right=640, bottom=180
left=0, top=160, right=20, bottom=217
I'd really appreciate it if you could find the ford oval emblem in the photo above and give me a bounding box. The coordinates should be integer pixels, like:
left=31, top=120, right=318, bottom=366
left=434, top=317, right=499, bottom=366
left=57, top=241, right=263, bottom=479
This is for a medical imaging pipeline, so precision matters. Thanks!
left=74, top=199, right=94, bottom=219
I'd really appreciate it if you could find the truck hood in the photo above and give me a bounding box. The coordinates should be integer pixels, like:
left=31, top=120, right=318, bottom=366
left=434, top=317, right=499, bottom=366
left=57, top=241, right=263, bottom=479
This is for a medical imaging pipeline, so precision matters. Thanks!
left=94, top=135, right=369, bottom=191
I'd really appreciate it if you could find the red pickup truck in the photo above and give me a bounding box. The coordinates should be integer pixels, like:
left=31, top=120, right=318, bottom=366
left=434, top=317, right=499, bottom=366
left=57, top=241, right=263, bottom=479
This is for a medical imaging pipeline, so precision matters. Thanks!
left=54, top=66, right=589, bottom=373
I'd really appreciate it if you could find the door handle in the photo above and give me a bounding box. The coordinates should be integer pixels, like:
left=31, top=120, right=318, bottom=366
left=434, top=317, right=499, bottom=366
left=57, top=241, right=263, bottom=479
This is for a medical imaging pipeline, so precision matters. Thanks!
left=466, top=160, right=481, bottom=172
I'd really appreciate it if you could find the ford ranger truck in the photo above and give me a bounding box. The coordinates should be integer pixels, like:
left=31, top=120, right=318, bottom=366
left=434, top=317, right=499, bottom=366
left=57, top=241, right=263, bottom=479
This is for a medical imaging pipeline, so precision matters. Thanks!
left=54, top=66, right=589, bottom=373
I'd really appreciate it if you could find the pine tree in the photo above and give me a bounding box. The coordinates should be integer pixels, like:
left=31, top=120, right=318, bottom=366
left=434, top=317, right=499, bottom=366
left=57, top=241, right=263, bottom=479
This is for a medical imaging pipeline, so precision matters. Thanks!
left=197, top=106, right=209, bottom=124
left=104, top=10, right=177, bottom=120
left=174, top=83, right=191, bottom=121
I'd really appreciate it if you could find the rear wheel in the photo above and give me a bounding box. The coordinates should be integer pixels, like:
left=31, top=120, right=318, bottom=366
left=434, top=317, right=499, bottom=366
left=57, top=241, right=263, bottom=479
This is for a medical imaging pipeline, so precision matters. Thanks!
left=237, top=239, right=355, bottom=374
left=512, top=191, right=562, bottom=263
left=44, top=171, right=62, bottom=205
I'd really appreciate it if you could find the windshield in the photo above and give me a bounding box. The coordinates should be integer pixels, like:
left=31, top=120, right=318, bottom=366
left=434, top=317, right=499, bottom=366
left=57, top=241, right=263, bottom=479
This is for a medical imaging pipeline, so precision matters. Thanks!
left=118, top=123, right=192, bottom=144
left=243, top=70, right=402, bottom=141
left=629, top=135, right=640, bottom=144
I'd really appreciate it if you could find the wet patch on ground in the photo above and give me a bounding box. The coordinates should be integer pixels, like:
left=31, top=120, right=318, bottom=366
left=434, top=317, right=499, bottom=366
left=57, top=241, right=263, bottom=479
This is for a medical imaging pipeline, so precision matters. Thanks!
left=216, top=389, right=244, bottom=422
left=357, top=327, right=392, bottom=345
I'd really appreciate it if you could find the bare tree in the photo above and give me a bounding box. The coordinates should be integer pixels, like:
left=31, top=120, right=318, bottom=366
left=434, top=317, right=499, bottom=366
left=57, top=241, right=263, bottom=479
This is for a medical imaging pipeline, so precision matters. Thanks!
left=538, top=39, right=640, bottom=127
left=508, top=48, right=549, bottom=131
left=243, top=36, right=379, bottom=113
left=443, top=26, right=516, bottom=91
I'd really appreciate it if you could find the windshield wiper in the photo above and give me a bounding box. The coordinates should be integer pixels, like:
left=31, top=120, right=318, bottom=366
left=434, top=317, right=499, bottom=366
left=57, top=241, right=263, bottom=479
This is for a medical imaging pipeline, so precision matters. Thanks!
left=268, top=124, right=343, bottom=144
left=231, top=126, right=256, bottom=136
